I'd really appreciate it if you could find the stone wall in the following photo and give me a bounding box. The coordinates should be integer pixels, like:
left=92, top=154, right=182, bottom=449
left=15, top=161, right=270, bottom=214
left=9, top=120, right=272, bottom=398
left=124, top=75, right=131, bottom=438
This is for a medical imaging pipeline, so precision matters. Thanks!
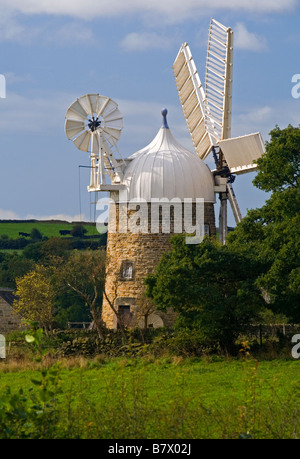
left=102, top=200, right=216, bottom=329
left=0, top=295, right=23, bottom=335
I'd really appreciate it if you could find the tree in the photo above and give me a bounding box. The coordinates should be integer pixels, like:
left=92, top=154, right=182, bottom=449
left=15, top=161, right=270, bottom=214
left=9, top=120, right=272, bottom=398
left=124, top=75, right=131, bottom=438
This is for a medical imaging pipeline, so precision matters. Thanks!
left=23, top=241, right=44, bottom=262
left=22, top=237, right=70, bottom=265
left=30, top=228, right=43, bottom=241
left=134, top=294, right=157, bottom=344
left=14, top=265, right=56, bottom=335
left=56, top=250, right=106, bottom=339
left=53, top=288, right=91, bottom=328
left=146, top=235, right=265, bottom=353
left=135, top=294, right=157, bottom=330
left=70, top=224, right=87, bottom=238
left=228, top=188, right=300, bottom=321
left=253, top=124, right=300, bottom=192
left=41, top=237, right=70, bottom=260
left=0, top=252, right=34, bottom=288
left=228, top=124, right=300, bottom=322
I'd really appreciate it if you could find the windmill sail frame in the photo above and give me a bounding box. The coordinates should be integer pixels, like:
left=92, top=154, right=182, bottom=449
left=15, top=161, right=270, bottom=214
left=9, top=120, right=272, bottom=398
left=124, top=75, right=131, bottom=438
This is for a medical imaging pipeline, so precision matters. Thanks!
left=173, top=19, right=265, bottom=244
left=173, top=43, right=213, bottom=160
left=65, top=93, right=126, bottom=192
left=205, top=18, right=233, bottom=143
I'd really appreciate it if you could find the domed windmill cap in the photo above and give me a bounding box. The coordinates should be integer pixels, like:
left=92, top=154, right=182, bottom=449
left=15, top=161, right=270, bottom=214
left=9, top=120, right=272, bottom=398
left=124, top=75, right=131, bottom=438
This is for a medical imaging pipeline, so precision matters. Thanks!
left=123, top=109, right=216, bottom=202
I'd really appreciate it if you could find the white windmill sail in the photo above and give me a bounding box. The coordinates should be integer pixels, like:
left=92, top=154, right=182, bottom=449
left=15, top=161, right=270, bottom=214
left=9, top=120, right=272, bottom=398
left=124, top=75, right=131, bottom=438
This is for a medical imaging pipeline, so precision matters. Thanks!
left=173, top=43, right=213, bottom=160
left=173, top=19, right=266, bottom=244
left=218, top=132, right=265, bottom=175
left=205, top=18, right=233, bottom=143
left=205, top=20, right=243, bottom=236
left=65, top=93, right=125, bottom=191
left=205, top=19, right=265, bottom=174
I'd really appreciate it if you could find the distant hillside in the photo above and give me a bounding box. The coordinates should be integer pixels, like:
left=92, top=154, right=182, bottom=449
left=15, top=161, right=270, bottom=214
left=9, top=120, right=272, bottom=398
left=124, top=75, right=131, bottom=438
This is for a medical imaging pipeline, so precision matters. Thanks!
left=0, top=220, right=105, bottom=240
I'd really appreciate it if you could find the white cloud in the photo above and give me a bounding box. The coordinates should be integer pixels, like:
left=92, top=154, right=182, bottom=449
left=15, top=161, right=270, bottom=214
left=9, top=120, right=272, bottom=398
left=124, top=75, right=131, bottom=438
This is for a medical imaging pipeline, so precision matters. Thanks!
left=238, top=106, right=272, bottom=124
left=120, top=32, right=173, bottom=52
left=0, top=90, right=190, bottom=158
left=0, top=209, right=19, bottom=219
left=232, top=105, right=273, bottom=139
left=0, top=91, right=75, bottom=133
left=0, top=11, right=33, bottom=43
left=0, top=0, right=297, bottom=21
left=44, top=23, right=94, bottom=45
left=0, top=11, right=93, bottom=45
left=118, top=99, right=189, bottom=149
left=4, top=72, right=33, bottom=85
left=234, top=23, right=268, bottom=52
left=0, top=0, right=296, bottom=45
left=25, top=213, right=86, bottom=222
left=232, top=99, right=300, bottom=141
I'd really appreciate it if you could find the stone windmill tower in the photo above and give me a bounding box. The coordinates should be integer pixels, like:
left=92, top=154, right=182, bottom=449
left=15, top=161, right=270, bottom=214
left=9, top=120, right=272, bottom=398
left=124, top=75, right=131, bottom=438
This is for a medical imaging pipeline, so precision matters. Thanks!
left=101, top=108, right=216, bottom=329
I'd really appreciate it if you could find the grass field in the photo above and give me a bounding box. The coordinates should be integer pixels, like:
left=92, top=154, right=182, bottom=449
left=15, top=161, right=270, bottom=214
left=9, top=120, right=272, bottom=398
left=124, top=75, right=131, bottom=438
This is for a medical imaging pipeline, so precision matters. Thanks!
left=0, top=220, right=102, bottom=239
left=0, top=356, right=299, bottom=439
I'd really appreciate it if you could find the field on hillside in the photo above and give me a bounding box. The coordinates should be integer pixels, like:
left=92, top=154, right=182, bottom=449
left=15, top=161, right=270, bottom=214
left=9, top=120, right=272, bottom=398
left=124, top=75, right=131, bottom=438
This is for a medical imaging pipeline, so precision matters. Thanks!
left=0, top=356, right=299, bottom=439
left=0, top=220, right=104, bottom=239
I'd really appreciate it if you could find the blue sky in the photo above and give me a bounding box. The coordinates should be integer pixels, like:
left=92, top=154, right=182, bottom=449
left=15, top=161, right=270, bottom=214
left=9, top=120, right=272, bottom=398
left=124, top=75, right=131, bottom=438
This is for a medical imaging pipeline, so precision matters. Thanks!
left=0, top=0, right=299, bottom=226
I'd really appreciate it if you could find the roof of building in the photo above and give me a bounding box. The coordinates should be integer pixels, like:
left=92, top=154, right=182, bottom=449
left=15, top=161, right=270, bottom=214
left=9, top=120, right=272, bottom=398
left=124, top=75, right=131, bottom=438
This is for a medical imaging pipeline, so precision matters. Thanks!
left=0, top=288, right=16, bottom=306
left=123, top=110, right=215, bottom=202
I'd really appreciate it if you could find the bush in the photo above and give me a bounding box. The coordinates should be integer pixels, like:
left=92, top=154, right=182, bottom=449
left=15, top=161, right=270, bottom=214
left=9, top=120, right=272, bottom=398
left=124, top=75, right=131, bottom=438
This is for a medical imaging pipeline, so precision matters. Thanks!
left=70, top=224, right=87, bottom=238
left=149, top=328, right=220, bottom=357
left=30, top=228, right=43, bottom=241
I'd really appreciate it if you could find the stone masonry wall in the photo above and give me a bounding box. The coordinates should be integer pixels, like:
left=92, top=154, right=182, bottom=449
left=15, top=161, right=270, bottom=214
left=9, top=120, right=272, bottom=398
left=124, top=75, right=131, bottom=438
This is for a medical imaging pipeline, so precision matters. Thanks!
left=102, top=200, right=216, bottom=329
left=0, top=297, right=23, bottom=335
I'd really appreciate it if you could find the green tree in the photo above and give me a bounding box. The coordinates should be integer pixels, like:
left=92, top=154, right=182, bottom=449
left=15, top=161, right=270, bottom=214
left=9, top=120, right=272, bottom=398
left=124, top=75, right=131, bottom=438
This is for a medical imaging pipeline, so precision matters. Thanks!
left=14, top=265, right=56, bottom=335
left=70, top=224, right=87, bottom=238
left=30, top=228, right=43, bottom=241
left=23, top=241, right=44, bottom=262
left=55, top=250, right=106, bottom=339
left=253, top=124, right=300, bottom=192
left=228, top=188, right=300, bottom=321
left=53, top=289, right=90, bottom=328
left=41, top=237, right=70, bottom=260
left=228, top=124, right=300, bottom=321
left=0, top=252, right=34, bottom=288
left=146, top=236, right=265, bottom=353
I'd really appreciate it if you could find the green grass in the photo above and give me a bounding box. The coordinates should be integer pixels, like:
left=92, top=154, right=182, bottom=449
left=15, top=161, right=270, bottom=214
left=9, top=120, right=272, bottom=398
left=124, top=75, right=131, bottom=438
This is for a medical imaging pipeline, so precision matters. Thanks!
left=0, top=221, right=101, bottom=239
left=1, top=356, right=300, bottom=439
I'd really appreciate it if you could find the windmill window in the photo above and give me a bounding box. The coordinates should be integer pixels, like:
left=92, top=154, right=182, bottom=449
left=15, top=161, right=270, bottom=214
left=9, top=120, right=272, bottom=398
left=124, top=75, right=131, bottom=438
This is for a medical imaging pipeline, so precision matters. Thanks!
left=121, top=261, right=134, bottom=280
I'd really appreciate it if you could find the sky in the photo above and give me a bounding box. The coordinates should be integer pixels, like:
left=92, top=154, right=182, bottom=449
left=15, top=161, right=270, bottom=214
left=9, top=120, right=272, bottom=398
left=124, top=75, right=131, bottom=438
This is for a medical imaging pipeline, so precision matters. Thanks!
left=0, top=0, right=299, bottom=226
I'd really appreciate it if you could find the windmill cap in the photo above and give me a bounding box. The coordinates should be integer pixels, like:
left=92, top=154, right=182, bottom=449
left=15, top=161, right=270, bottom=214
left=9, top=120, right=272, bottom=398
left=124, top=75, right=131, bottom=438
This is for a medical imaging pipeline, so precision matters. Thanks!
left=123, top=110, right=216, bottom=203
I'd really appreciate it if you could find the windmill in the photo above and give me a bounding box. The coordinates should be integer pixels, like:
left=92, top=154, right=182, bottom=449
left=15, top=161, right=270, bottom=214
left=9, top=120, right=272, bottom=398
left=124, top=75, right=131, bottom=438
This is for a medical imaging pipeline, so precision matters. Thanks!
left=65, top=93, right=126, bottom=192
left=173, top=18, right=265, bottom=244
